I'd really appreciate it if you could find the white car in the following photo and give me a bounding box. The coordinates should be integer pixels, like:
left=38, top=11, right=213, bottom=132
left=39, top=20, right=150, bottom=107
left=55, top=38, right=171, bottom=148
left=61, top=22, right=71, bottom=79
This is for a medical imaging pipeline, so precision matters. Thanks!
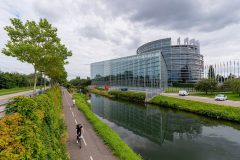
left=215, top=94, right=227, bottom=101
left=179, top=90, right=189, bottom=96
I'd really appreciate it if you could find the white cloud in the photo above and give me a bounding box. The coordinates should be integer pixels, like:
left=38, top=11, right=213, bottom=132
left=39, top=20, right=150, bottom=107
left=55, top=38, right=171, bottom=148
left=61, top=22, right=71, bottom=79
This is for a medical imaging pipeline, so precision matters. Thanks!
left=0, top=0, right=240, bottom=79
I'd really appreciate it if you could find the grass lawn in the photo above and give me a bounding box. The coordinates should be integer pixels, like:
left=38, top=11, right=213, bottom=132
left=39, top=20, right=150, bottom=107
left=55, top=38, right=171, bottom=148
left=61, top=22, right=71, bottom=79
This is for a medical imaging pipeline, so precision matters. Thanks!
left=0, top=87, right=37, bottom=96
left=191, top=92, right=240, bottom=101
left=150, top=95, right=240, bottom=123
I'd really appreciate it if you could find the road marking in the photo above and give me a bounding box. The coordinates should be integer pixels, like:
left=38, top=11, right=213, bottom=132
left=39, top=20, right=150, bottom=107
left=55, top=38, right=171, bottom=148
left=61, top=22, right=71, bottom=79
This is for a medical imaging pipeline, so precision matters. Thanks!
left=90, top=156, right=93, bottom=160
left=83, top=136, right=87, bottom=146
left=71, top=111, right=75, bottom=117
left=63, top=89, right=88, bottom=147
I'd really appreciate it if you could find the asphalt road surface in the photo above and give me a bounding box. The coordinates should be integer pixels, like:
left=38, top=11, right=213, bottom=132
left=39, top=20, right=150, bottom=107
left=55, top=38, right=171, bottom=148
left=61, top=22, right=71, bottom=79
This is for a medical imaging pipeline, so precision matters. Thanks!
left=61, top=88, right=117, bottom=160
left=0, top=89, right=39, bottom=104
left=162, top=93, right=240, bottom=108
left=0, top=89, right=40, bottom=118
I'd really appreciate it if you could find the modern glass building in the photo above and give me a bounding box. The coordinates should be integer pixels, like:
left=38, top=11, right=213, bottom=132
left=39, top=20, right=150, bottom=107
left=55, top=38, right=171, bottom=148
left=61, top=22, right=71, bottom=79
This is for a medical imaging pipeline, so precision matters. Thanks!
left=137, top=38, right=204, bottom=84
left=91, top=37, right=203, bottom=89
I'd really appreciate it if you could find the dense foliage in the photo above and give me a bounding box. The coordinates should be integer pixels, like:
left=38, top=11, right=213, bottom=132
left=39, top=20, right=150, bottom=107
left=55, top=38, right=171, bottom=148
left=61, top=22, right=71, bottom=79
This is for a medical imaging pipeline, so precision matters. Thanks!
left=2, top=18, right=72, bottom=92
left=73, top=93, right=141, bottom=160
left=229, top=79, right=240, bottom=96
left=90, top=88, right=113, bottom=98
left=108, top=90, right=146, bottom=103
left=68, top=77, right=91, bottom=93
left=0, top=71, right=48, bottom=89
left=0, top=87, right=68, bottom=159
left=195, top=79, right=217, bottom=94
left=149, top=95, right=240, bottom=122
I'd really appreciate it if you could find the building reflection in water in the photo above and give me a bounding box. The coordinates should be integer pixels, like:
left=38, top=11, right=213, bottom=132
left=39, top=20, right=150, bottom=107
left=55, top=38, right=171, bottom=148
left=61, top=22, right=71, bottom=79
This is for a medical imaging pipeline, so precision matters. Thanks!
left=91, top=94, right=202, bottom=145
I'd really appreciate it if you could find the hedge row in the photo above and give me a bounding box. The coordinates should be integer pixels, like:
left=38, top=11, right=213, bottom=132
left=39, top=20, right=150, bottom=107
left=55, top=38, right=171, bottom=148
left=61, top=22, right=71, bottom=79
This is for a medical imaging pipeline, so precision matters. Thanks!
left=89, top=88, right=113, bottom=98
left=0, top=87, right=68, bottom=159
left=108, top=90, right=145, bottom=103
left=149, top=95, right=240, bottom=123
left=73, top=93, right=142, bottom=160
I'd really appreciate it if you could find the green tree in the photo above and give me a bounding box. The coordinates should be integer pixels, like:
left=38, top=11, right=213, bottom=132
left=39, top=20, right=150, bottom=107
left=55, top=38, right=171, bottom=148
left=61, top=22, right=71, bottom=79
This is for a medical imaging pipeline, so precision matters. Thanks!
left=208, top=65, right=215, bottom=80
left=195, top=79, right=217, bottom=94
left=69, top=77, right=91, bottom=93
left=229, top=79, right=240, bottom=96
left=2, top=18, right=71, bottom=92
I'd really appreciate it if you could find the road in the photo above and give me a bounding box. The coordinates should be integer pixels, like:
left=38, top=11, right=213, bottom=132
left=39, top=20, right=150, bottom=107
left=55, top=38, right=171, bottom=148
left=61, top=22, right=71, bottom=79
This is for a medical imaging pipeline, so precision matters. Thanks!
left=0, top=89, right=39, bottom=104
left=162, top=93, right=240, bottom=108
left=0, top=89, right=40, bottom=118
left=61, top=88, right=117, bottom=160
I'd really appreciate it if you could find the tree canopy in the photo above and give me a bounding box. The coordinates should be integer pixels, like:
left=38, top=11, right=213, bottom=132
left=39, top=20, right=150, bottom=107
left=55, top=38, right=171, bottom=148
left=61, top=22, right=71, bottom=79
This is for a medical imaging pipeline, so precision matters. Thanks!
left=2, top=18, right=72, bottom=91
left=195, top=79, right=217, bottom=94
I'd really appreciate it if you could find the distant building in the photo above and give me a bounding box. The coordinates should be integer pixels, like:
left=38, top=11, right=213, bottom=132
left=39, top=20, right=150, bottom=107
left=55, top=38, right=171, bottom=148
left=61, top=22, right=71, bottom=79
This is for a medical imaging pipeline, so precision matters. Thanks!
left=91, top=38, right=203, bottom=89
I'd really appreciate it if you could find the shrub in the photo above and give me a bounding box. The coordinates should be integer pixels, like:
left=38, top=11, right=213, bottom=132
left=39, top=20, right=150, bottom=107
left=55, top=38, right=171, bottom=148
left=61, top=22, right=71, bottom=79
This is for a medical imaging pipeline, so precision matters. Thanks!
left=108, top=90, right=146, bottom=103
left=0, top=87, right=68, bottom=159
left=90, top=88, right=113, bottom=98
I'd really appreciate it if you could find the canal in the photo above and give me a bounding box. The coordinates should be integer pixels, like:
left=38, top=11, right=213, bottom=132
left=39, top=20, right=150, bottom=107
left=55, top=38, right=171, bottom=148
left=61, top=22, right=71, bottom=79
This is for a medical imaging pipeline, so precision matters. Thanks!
left=90, top=94, right=240, bottom=160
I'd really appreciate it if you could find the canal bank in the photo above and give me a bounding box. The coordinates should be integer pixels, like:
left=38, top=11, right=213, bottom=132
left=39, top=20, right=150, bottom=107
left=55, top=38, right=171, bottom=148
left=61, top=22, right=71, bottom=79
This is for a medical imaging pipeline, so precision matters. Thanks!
left=73, top=93, right=142, bottom=160
left=89, top=89, right=240, bottom=123
left=90, top=93, right=240, bottom=160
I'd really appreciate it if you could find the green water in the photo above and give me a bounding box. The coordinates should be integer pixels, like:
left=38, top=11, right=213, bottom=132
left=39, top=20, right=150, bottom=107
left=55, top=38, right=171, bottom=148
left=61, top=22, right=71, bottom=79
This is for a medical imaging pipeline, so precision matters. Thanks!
left=90, top=94, right=240, bottom=160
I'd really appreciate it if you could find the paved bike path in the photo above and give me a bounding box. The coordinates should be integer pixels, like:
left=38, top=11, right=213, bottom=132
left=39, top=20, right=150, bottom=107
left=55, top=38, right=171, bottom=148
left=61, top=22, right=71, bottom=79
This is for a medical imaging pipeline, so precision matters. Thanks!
left=61, top=88, right=117, bottom=160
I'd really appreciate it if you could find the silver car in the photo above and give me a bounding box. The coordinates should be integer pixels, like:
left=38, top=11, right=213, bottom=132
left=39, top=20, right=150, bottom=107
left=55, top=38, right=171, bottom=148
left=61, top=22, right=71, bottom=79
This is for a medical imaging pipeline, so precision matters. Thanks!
left=179, top=90, right=189, bottom=96
left=215, top=94, right=227, bottom=101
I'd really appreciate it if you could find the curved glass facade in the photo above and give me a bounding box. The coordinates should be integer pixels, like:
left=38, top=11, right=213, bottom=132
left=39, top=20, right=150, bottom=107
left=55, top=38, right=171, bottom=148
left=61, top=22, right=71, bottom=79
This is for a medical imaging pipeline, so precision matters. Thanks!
left=137, top=38, right=203, bottom=84
left=91, top=37, right=204, bottom=88
left=91, top=50, right=168, bottom=89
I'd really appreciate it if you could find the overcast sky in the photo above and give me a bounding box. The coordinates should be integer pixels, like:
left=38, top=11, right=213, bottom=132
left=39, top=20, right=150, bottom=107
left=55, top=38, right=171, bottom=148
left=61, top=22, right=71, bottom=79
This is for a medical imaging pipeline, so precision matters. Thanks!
left=1, top=0, right=240, bottom=79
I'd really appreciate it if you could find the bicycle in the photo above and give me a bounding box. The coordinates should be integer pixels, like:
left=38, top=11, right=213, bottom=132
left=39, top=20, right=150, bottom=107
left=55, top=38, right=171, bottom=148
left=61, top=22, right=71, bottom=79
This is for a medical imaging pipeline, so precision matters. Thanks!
left=77, top=133, right=82, bottom=148
left=72, top=99, right=76, bottom=107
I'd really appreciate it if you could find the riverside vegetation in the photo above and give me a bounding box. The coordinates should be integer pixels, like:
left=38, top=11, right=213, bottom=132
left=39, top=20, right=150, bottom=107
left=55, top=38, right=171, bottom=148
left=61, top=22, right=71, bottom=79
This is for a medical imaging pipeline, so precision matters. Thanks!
left=90, top=89, right=145, bottom=103
left=73, top=93, right=142, bottom=160
left=0, top=87, right=68, bottom=159
left=149, top=96, right=240, bottom=123
left=90, top=88, right=240, bottom=123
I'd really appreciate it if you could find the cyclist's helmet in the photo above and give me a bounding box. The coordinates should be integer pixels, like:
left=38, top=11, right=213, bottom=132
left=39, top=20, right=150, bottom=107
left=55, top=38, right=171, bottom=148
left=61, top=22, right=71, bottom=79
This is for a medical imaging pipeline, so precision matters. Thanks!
left=76, top=124, right=82, bottom=129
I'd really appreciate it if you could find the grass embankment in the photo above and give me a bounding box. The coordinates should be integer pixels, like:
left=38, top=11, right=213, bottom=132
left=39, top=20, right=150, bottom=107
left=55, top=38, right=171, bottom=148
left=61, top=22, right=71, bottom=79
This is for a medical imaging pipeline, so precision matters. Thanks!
left=191, top=92, right=240, bottom=101
left=149, top=95, right=240, bottom=123
left=73, top=93, right=142, bottom=160
left=90, top=89, right=145, bottom=103
left=89, top=88, right=113, bottom=98
left=0, top=87, right=68, bottom=159
left=0, top=86, right=41, bottom=96
left=108, top=90, right=145, bottom=103
left=90, top=88, right=240, bottom=123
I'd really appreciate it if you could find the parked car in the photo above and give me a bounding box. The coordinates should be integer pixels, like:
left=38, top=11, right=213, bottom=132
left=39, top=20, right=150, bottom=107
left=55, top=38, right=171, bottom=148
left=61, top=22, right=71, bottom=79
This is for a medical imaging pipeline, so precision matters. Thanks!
left=215, top=94, right=227, bottom=101
left=120, top=88, right=128, bottom=91
left=178, top=90, right=189, bottom=96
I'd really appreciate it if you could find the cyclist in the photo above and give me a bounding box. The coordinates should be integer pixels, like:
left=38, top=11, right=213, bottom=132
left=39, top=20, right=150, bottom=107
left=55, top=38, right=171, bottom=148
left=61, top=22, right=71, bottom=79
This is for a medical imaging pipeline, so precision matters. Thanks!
left=76, top=124, right=83, bottom=144
left=72, top=99, right=76, bottom=107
